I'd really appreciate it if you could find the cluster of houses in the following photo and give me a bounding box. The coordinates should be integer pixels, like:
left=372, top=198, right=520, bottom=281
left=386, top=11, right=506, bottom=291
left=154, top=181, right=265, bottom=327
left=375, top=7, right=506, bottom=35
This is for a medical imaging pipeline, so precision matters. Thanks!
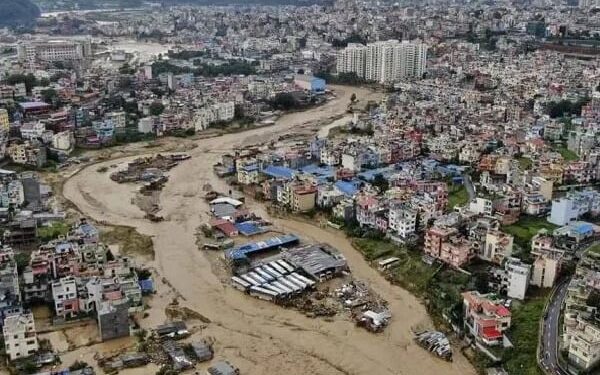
left=1, top=218, right=154, bottom=362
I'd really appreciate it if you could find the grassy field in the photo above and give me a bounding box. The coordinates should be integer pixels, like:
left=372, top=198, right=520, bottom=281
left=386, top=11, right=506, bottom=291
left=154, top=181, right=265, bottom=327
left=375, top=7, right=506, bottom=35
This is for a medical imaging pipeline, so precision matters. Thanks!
left=36, top=221, right=71, bottom=242
left=100, top=225, right=155, bottom=259
left=553, top=144, right=579, bottom=161
left=448, top=183, right=470, bottom=210
left=503, top=288, right=550, bottom=375
left=502, top=216, right=558, bottom=251
left=587, top=243, right=600, bottom=255
left=517, top=157, right=533, bottom=171
left=352, top=238, right=470, bottom=325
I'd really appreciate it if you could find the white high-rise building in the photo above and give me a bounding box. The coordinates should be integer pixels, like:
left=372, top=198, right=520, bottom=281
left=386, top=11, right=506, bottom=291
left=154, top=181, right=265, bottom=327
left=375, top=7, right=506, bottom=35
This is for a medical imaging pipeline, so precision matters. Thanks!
left=336, top=43, right=367, bottom=78
left=337, top=40, right=427, bottom=84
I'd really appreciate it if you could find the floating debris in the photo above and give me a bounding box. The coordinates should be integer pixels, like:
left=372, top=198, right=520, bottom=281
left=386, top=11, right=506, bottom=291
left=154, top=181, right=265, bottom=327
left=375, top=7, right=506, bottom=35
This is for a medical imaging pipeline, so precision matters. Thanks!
left=414, top=330, right=453, bottom=361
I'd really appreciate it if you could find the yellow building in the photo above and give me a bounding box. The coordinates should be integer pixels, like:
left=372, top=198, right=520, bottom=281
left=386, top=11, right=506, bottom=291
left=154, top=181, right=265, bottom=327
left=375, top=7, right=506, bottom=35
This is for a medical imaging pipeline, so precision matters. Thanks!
left=0, top=109, right=9, bottom=131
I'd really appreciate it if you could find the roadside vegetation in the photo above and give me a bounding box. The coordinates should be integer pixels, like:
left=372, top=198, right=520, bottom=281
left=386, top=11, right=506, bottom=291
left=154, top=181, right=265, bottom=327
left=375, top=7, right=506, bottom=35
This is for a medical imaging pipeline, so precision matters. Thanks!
left=503, top=289, right=550, bottom=375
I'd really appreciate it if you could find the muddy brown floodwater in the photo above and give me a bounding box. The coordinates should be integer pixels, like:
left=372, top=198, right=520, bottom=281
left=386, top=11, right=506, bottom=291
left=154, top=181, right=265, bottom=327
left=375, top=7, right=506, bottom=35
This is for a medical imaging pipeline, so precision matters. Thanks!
left=62, top=86, right=476, bottom=375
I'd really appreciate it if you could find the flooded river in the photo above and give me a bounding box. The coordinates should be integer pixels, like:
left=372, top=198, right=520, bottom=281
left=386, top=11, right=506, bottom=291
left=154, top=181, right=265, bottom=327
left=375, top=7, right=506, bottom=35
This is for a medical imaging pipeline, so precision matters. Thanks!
left=62, top=86, right=476, bottom=375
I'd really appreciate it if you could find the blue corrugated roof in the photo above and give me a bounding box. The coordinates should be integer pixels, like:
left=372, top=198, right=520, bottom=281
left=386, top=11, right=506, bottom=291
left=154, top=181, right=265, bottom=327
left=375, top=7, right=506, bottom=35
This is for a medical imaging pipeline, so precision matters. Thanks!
left=335, top=180, right=359, bottom=197
left=226, top=234, right=300, bottom=261
left=263, top=165, right=295, bottom=180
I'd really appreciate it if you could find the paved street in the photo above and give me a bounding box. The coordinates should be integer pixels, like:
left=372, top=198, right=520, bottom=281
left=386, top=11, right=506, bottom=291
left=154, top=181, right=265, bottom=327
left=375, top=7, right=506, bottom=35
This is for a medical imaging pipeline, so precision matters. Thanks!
left=539, top=281, right=570, bottom=375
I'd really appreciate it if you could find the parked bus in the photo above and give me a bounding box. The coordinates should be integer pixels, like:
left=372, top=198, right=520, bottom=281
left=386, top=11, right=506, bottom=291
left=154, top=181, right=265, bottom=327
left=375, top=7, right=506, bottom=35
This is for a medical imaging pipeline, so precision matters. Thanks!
left=269, top=261, right=288, bottom=275
left=231, top=276, right=251, bottom=292
left=240, top=274, right=260, bottom=287
left=249, top=286, right=279, bottom=302
left=277, top=260, right=296, bottom=273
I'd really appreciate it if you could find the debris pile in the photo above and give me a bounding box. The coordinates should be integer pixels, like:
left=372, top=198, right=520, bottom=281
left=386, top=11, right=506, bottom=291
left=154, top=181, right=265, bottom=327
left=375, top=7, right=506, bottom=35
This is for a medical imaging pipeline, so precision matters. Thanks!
left=333, top=281, right=391, bottom=332
left=110, top=154, right=189, bottom=184
left=414, top=330, right=453, bottom=361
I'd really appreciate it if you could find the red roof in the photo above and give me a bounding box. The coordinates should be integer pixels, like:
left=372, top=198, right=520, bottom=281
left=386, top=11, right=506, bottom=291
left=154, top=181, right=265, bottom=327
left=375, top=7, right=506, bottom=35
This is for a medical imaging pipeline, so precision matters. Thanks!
left=482, top=326, right=502, bottom=340
left=214, top=222, right=238, bottom=237
left=496, top=305, right=511, bottom=317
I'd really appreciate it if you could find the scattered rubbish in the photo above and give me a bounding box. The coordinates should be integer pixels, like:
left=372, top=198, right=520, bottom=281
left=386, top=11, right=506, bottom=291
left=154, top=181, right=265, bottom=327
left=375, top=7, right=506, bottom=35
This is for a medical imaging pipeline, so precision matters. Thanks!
left=414, top=330, right=453, bottom=361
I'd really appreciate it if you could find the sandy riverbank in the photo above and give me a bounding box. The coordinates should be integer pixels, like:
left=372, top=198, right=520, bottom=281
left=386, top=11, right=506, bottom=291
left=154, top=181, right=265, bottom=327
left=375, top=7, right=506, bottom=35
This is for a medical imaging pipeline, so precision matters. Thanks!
left=61, top=86, right=476, bottom=375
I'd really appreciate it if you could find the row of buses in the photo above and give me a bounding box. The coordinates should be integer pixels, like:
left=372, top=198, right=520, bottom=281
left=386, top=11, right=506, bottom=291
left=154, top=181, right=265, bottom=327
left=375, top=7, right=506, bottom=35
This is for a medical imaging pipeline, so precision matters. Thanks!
left=231, top=259, right=316, bottom=302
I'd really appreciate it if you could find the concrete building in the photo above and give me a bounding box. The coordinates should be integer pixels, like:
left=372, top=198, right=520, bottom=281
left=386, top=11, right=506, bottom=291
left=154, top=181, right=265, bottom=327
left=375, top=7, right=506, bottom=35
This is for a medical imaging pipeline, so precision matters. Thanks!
left=336, top=43, right=367, bottom=78
left=291, top=183, right=317, bottom=212
left=566, top=317, right=600, bottom=370
left=138, top=117, right=155, bottom=134
left=294, top=75, right=326, bottom=94
left=97, top=298, right=130, bottom=341
left=52, top=131, right=74, bottom=151
left=531, top=251, right=562, bottom=288
left=17, top=39, right=92, bottom=62
left=500, top=257, right=531, bottom=300
left=469, top=197, right=493, bottom=216
left=337, top=40, right=427, bottom=84
left=51, top=276, right=79, bottom=319
left=3, top=312, right=38, bottom=361
left=388, top=205, right=417, bottom=238
left=482, top=230, right=514, bottom=264
left=106, top=111, right=127, bottom=128
left=462, top=291, right=511, bottom=346
left=0, top=109, right=9, bottom=131
left=549, top=190, right=600, bottom=226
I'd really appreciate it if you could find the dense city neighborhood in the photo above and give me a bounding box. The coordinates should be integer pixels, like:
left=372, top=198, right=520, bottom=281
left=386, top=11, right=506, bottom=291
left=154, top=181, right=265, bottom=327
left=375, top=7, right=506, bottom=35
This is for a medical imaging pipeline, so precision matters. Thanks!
left=0, top=0, right=599, bottom=374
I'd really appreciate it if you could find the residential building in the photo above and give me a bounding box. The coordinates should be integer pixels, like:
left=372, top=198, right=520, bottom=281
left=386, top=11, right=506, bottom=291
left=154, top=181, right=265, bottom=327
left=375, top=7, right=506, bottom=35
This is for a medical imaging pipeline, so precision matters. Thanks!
left=549, top=190, right=600, bottom=226
left=0, top=109, right=8, bottom=131
left=482, top=230, right=514, bottom=264
left=462, top=291, right=512, bottom=346
left=337, top=40, right=427, bottom=84
left=51, top=276, right=79, bottom=319
left=469, top=197, right=493, bottom=216
left=388, top=204, right=417, bottom=238
left=3, top=312, right=38, bottom=361
left=498, top=257, right=531, bottom=300
left=531, top=251, right=563, bottom=288
left=565, top=317, right=600, bottom=371
left=97, top=298, right=130, bottom=341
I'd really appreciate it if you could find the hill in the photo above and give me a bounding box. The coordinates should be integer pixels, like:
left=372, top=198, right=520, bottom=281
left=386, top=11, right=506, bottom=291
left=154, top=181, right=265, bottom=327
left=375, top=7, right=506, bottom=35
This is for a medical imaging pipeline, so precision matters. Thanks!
left=0, top=0, right=40, bottom=27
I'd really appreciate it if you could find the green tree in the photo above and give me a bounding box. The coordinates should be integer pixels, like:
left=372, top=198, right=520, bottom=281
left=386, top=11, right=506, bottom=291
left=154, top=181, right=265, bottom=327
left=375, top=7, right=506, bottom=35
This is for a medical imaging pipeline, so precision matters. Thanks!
left=149, top=102, right=165, bottom=116
left=371, top=174, right=389, bottom=193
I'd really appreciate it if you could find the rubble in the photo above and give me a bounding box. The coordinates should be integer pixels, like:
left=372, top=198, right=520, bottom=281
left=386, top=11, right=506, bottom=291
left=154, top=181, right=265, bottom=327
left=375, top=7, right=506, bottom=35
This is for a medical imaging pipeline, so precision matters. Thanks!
left=414, top=330, right=453, bottom=362
left=110, top=154, right=189, bottom=184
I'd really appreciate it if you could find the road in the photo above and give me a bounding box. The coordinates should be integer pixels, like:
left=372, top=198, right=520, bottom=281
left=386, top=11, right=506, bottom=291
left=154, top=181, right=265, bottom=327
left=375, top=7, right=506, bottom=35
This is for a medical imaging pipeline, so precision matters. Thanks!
left=463, top=173, right=476, bottom=201
left=539, top=280, right=570, bottom=375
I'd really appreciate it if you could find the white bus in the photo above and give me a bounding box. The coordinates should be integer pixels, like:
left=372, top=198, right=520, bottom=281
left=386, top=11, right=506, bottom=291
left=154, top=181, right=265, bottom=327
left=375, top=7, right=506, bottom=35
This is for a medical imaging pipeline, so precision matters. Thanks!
left=249, top=286, right=279, bottom=301
left=231, top=276, right=251, bottom=292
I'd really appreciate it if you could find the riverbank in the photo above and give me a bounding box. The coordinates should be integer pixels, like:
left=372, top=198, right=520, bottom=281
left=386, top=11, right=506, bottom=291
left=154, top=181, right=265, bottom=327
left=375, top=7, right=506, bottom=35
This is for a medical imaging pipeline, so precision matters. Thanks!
left=59, top=85, right=476, bottom=375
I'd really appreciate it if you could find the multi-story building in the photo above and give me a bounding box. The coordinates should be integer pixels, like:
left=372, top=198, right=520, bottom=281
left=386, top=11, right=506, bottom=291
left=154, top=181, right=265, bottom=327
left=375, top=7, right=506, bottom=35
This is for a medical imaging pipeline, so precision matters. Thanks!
left=0, top=109, right=9, bottom=131
left=462, top=291, right=512, bottom=346
left=482, top=230, right=514, bottom=264
left=51, top=276, right=79, bottom=319
left=549, top=190, right=600, bottom=226
left=496, top=257, right=531, bottom=300
left=337, top=40, right=427, bottom=84
left=336, top=43, right=367, bottom=78
left=3, top=312, right=38, bottom=361
left=388, top=204, right=417, bottom=238
left=424, top=226, right=474, bottom=268
left=565, top=317, right=600, bottom=370
left=106, top=111, right=127, bottom=128
left=17, top=39, right=92, bottom=63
